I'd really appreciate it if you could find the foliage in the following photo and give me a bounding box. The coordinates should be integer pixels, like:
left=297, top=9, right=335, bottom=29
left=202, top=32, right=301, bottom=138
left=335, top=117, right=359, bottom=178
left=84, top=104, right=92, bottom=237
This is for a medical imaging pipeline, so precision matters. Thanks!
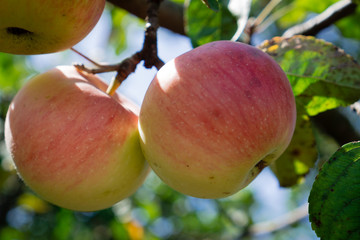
left=185, top=0, right=237, bottom=47
left=309, top=141, right=360, bottom=240
left=0, top=54, right=31, bottom=94
left=259, top=35, right=360, bottom=186
left=259, top=36, right=360, bottom=116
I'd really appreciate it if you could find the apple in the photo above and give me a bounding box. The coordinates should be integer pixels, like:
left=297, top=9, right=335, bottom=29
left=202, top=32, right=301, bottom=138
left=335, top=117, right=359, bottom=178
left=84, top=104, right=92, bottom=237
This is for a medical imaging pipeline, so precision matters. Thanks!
left=139, top=41, right=296, bottom=199
left=0, top=0, right=105, bottom=55
left=5, top=66, right=149, bottom=211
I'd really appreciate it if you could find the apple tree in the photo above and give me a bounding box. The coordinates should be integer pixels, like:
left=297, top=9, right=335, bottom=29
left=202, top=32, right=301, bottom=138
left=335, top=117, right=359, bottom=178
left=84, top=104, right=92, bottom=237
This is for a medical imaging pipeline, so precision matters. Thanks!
left=0, top=0, right=359, bottom=239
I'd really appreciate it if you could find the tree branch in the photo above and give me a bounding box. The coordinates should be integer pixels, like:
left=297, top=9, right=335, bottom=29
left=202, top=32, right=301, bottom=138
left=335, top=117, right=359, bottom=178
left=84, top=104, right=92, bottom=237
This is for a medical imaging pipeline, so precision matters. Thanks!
left=240, top=203, right=309, bottom=238
left=142, top=0, right=165, bottom=69
left=106, top=0, right=185, bottom=35
left=75, top=0, right=165, bottom=96
left=283, top=0, right=357, bottom=37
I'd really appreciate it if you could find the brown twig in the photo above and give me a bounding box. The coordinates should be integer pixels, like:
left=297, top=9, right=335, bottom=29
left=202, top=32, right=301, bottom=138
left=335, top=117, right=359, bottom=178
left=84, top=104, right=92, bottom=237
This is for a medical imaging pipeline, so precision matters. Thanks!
left=243, top=0, right=288, bottom=44
left=248, top=203, right=309, bottom=236
left=141, top=0, right=165, bottom=69
left=283, top=0, right=357, bottom=37
left=106, top=0, right=185, bottom=35
left=74, top=0, right=164, bottom=96
left=255, top=3, right=295, bottom=33
left=252, top=0, right=282, bottom=29
left=239, top=203, right=309, bottom=238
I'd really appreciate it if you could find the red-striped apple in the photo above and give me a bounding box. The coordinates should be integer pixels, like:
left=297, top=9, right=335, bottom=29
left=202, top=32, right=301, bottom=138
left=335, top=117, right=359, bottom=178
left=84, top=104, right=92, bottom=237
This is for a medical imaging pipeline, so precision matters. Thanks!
left=0, top=0, right=105, bottom=55
left=5, top=66, right=149, bottom=211
left=139, top=41, right=296, bottom=198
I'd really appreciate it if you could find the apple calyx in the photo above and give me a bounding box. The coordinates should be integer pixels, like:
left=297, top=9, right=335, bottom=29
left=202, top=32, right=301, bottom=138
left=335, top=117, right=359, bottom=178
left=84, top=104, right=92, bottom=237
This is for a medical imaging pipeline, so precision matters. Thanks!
left=6, top=27, right=33, bottom=36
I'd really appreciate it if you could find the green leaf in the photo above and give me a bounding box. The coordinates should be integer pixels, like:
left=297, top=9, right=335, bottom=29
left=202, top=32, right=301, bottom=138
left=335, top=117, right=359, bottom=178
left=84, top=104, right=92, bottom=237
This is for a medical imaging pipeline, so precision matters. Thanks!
left=0, top=227, right=26, bottom=240
left=308, top=141, right=360, bottom=240
left=258, top=35, right=360, bottom=116
left=260, top=35, right=360, bottom=187
left=109, top=7, right=140, bottom=55
left=53, top=209, right=75, bottom=240
left=201, top=0, right=220, bottom=11
left=0, top=53, right=29, bottom=93
left=185, top=0, right=237, bottom=47
left=336, top=6, right=360, bottom=40
left=270, top=111, right=318, bottom=187
left=278, top=0, right=338, bottom=28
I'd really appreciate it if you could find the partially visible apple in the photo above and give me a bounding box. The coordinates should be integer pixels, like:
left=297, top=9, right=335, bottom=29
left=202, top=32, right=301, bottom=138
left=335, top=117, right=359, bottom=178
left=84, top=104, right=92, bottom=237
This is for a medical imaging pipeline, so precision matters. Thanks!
left=5, top=66, right=149, bottom=211
left=0, top=0, right=105, bottom=55
left=139, top=41, right=296, bottom=199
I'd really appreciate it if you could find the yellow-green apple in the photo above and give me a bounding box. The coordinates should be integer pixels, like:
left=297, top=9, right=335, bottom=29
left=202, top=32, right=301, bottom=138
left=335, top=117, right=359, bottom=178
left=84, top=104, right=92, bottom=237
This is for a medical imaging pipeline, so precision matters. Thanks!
left=139, top=41, right=296, bottom=199
left=5, top=66, right=149, bottom=211
left=0, top=0, right=105, bottom=55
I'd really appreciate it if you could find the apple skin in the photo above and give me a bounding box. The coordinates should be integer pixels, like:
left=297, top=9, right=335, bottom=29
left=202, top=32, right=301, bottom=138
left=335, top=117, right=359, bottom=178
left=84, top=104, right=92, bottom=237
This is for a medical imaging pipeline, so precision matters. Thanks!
left=5, top=66, right=149, bottom=211
left=139, top=41, right=296, bottom=199
left=0, top=0, right=105, bottom=55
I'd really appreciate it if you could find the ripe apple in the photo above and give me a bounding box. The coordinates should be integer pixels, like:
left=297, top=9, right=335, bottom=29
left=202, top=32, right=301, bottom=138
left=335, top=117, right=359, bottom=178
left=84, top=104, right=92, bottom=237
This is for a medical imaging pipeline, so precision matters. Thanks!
left=5, top=66, right=149, bottom=211
left=0, top=0, right=105, bottom=55
left=139, top=41, right=296, bottom=199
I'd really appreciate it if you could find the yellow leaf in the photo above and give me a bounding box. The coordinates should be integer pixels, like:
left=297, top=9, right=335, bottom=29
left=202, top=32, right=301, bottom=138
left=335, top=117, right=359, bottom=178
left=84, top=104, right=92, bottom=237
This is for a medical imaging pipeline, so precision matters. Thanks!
left=17, top=193, right=51, bottom=214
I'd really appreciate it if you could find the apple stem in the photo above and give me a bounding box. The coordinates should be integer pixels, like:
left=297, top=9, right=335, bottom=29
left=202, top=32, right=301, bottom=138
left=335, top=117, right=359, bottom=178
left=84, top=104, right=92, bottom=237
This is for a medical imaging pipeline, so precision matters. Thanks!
left=73, top=0, right=164, bottom=96
left=70, top=48, right=103, bottom=68
left=106, top=53, right=142, bottom=96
